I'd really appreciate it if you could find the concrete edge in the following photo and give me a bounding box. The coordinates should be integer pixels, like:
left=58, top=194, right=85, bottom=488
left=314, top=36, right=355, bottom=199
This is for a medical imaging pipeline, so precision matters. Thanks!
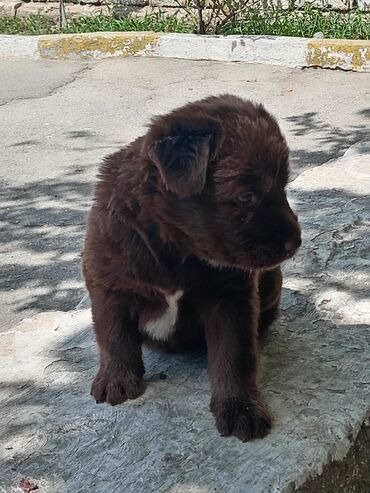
left=0, top=32, right=369, bottom=70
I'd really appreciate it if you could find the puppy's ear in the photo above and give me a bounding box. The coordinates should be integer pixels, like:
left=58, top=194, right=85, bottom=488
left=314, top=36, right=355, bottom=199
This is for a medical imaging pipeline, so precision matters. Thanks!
left=148, top=133, right=211, bottom=199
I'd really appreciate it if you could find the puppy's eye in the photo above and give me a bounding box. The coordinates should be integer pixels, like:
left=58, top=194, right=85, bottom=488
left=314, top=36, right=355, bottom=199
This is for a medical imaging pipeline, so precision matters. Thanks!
left=236, top=192, right=257, bottom=205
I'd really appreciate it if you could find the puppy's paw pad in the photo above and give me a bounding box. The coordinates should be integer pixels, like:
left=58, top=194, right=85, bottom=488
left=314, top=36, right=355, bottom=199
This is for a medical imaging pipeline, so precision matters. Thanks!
left=211, top=397, right=272, bottom=442
left=91, top=368, right=146, bottom=406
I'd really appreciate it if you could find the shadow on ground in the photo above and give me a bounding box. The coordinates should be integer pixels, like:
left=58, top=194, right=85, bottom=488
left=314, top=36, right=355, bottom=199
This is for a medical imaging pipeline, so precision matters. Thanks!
left=286, top=109, right=370, bottom=177
left=0, top=176, right=92, bottom=315
left=1, top=109, right=369, bottom=325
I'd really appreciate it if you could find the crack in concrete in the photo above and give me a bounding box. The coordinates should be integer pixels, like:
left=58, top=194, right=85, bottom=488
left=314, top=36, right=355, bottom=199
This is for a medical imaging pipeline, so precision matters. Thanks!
left=0, top=64, right=92, bottom=108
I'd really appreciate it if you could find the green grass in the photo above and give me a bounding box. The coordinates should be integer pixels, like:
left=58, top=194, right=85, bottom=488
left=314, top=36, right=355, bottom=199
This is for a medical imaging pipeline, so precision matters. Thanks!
left=0, top=11, right=192, bottom=35
left=0, top=7, right=369, bottom=39
left=63, top=11, right=192, bottom=34
left=224, top=5, right=370, bottom=39
left=0, top=14, right=56, bottom=35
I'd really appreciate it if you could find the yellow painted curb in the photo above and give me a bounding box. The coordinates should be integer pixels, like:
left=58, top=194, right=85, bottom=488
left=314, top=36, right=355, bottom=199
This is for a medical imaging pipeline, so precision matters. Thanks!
left=307, top=39, right=370, bottom=71
left=38, top=32, right=160, bottom=60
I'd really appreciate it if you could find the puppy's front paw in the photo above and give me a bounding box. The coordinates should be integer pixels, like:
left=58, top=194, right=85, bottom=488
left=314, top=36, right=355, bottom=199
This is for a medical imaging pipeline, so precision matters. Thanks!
left=91, top=366, right=146, bottom=406
left=211, top=396, right=272, bottom=442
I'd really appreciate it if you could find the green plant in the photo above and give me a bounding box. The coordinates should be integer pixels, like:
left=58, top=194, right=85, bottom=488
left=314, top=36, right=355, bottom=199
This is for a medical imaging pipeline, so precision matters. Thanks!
left=0, top=14, right=56, bottom=34
left=0, top=7, right=368, bottom=39
left=224, top=4, right=369, bottom=39
left=175, top=0, right=259, bottom=34
left=62, top=11, right=192, bottom=34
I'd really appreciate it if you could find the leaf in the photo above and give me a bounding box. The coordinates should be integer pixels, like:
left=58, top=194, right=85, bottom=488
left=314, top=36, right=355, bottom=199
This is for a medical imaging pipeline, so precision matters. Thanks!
left=18, top=479, right=39, bottom=492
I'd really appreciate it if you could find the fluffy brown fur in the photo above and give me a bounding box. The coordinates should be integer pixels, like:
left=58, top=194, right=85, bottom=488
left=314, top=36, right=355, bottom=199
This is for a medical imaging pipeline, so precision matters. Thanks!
left=82, top=94, right=301, bottom=442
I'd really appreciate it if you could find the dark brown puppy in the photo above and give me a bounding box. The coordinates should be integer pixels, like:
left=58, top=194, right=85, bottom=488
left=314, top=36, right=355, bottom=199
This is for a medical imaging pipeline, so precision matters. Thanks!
left=82, top=94, right=301, bottom=442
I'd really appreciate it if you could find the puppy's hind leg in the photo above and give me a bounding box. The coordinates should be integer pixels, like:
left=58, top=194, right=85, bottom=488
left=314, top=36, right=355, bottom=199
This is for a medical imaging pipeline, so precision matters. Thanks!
left=258, top=267, right=282, bottom=339
left=144, top=289, right=206, bottom=354
left=169, top=290, right=206, bottom=352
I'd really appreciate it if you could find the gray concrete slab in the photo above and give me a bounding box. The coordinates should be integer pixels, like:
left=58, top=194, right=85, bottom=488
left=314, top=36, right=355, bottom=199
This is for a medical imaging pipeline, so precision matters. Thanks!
left=0, top=140, right=369, bottom=492
left=0, top=58, right=369, bottom=333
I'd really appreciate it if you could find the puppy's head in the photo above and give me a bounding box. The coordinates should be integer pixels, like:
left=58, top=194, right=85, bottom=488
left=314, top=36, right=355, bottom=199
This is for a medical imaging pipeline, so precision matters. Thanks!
left=145, top=95, right=301, bottom=270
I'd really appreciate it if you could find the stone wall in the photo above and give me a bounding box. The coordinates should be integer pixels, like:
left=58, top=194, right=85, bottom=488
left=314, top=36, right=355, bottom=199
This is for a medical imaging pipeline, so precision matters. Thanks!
left=0, top=0, right=110, bottom=18
left=114, top=0, right=370, bottom=10
left=1, top=0, right=368, bottom=20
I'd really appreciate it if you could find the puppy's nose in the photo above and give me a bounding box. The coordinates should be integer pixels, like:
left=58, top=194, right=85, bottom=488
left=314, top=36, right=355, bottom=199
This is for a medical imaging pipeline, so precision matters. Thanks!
left=284, top=237, right=301, bottom=256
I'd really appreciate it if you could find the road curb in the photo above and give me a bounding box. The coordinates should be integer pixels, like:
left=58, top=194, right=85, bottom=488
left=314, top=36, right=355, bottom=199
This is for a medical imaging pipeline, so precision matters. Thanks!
left=0, top=31, right=369, bottom=71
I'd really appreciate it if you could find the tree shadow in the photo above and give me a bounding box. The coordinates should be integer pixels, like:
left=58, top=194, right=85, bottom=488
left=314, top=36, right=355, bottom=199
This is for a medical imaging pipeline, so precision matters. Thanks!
left=1, top=127, right=130, bottom=327
left=0, top=176, right=93, bottom=319
left=1, top=110, right=369, bottom=327
left=285, top=109, right=370, bottom=177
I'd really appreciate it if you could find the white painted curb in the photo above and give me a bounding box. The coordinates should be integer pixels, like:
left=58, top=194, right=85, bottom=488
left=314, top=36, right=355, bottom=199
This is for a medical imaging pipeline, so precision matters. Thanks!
left=0, top=34, right=39, bottom=59
left=158, top=34, right=309, bottom=68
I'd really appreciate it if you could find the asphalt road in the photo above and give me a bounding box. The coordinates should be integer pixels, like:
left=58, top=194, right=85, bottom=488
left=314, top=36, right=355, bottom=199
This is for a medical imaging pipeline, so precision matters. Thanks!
left=1, top=58, right=369, bottom=331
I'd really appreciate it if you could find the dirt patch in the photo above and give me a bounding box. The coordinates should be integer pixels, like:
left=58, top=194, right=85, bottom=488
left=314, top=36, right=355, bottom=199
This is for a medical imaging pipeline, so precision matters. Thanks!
left=297, top=423, right=370, bottom=493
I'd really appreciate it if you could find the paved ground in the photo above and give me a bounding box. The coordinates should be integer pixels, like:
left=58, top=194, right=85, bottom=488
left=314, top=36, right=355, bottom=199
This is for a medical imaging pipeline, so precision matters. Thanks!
left=1, top=138, right=369, bottom=491
left=0, top=59, right=370, bottom=492
left=1, top=58, right=370, bottom=331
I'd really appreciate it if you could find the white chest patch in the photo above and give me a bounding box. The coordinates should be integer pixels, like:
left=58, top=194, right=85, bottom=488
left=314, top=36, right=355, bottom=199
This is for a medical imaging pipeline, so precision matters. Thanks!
left=144, top=290, right=184, bottom=341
